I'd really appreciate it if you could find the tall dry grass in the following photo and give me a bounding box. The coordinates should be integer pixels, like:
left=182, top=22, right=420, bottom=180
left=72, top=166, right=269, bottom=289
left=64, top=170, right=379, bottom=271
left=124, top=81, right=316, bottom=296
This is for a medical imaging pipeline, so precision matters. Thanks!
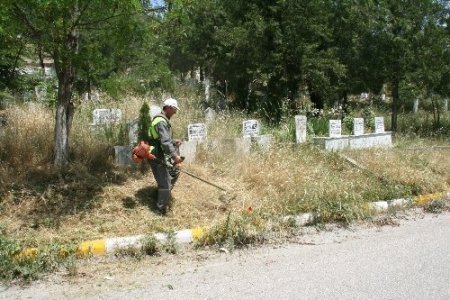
left=0, top=104, right=54, bottom=168
left=0, top=93, right=449, bottom=246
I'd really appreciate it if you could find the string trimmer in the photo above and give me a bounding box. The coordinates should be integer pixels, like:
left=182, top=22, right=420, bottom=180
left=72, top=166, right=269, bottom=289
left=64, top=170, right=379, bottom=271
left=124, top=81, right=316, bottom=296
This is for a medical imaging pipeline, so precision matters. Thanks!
left=132, top=141, right=233, bottom=202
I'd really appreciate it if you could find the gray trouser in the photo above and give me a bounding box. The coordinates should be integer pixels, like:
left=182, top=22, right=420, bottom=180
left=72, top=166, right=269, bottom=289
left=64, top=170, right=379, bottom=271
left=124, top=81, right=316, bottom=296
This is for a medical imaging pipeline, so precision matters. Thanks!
left=150, top=160, right=180, bottom=210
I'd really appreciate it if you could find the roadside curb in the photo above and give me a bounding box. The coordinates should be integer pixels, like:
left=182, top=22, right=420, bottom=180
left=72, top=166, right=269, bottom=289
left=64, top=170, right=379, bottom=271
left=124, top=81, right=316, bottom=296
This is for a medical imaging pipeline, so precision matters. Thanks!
left=74, top=227, right=206, bottom=257
left=17, top=191, right=449, bottom=258
left=284, top=192, right=448, bottom=227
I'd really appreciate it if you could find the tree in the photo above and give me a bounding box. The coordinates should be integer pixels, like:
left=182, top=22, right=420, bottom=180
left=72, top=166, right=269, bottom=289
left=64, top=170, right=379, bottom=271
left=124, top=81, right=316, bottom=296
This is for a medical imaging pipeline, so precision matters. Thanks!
left=329, top=0, right=385, bottom=111
left=0, top=2, right=25, bottom=92
left=165, top=0, right=346, bottom=122
left=4, top=0, right=144, bottom=167
left=370, top=0, right=444, bottom=132
left=411, top=0, right=450, bottom=125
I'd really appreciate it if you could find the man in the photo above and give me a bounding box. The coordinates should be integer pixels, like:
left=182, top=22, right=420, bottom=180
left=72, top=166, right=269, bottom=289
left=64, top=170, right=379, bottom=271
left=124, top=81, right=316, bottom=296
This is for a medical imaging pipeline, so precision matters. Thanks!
left=148, top=98, right=183, bottom=215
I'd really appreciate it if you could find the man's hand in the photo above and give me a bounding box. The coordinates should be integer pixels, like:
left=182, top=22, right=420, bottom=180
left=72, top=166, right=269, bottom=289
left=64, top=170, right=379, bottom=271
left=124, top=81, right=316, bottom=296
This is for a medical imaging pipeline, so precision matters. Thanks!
left=173, top=155, right=183, bottom=165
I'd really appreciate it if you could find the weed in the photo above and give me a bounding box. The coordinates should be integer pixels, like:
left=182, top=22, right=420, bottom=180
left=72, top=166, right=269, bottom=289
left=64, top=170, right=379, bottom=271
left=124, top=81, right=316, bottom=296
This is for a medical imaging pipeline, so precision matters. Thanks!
left=423, top=200, right=449, bottom=214
left=114, top=245, right=144, bottom=260
left=198, top=210, right=268, bottom=251
left=162, top=231, right=178, bottom=255
left=0, top=226, right=78, bottom=282
left=141, top=235, right=161, bottom=256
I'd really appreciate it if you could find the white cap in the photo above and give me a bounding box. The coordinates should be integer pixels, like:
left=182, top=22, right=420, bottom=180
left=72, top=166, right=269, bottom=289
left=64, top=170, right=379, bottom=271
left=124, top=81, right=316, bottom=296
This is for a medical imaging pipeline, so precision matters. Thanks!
left=163, top=98, right=180, bottom=111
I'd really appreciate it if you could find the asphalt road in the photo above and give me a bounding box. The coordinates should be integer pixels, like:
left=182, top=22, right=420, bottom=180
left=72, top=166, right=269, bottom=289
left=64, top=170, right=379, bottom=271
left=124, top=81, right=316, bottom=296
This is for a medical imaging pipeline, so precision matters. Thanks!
left=2, top=211, right=450, bottom=299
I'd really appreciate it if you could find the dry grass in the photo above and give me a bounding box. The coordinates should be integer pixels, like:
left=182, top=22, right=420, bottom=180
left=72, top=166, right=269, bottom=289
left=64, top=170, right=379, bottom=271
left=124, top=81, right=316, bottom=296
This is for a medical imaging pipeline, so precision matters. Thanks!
left=0, top=96, right=449, bottom=246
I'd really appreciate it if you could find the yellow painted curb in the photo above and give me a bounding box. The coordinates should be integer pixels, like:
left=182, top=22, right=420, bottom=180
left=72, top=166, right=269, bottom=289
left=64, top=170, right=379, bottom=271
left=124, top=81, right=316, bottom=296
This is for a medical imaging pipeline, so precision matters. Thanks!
left=75, top=239, right=107, bottom=257
left=413, top=192, right=445, bottom=206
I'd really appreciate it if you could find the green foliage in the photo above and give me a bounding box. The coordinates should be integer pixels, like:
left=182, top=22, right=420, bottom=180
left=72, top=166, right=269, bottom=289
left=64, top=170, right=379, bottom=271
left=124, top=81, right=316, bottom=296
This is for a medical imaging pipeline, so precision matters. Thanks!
left=397, top=112, right=450, bottom=137
left=138, top=102, right=151, bottom=142
left=162, top=231, right=178, bottom=255
left=342, top=114, right=354, bottom=134
left=307, top=117, right=329, bottom=137
left=362, top=107, right=376, bottom=131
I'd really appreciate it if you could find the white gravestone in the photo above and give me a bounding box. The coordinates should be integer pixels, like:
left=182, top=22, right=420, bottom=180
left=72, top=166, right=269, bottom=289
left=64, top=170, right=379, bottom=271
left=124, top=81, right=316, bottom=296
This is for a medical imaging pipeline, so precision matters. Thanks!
left=92, top=109, right=122, bottom=126
left=375, top=117, right=385, bottom=133
left=353, top=118, right=364, bottom=136
left=188, top=123, right=207, bottom=142
left=204, top=107, right=216, bottom=123
left=150, top=105, right=161, bottom=118
left=295, top=115, right=307, bottom=144
left=243, top=119, right=261, bottom=137
left=329, top=120, right=342, bottom=138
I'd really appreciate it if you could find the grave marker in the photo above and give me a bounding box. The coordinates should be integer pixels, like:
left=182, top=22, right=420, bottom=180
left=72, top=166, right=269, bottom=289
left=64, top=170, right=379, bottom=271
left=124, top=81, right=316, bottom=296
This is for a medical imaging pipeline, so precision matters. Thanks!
left=204, top=107, right=216, bottom=123
left=329, top=120, right=342, bottom=138
left=375, top=117, right=385, bottom=133
left=92, top=109, right=122, bottom=126
left=353, top=118, right=364, bottom=136
left=243, top=119, right=261, bottom=137
left=295, top=115, right=307, bottom=144
left=150, top=105, right=161, bottom=118
left=188, top=123, right=207, bottom=142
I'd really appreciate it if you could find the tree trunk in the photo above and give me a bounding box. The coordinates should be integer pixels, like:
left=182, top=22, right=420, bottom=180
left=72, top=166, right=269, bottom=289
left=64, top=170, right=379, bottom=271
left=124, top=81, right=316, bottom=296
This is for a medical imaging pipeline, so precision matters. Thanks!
left=54, top=65, right=75, bottom=168
left=53, top=30, right=78, bottom=168
left=391, top=79, right=399, bottom=133
left=413, top=98, right=419, bottom=113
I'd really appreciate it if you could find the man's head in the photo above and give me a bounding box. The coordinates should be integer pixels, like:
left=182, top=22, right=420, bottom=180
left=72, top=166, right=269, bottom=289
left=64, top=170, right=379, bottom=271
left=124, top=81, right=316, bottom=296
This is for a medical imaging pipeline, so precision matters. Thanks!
left=162, top=98, right=180, bottom=119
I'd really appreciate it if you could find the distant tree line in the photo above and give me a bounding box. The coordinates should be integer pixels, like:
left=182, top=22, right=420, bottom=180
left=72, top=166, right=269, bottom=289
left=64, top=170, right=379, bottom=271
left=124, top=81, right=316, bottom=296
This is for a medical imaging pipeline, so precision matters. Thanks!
left=0, top=0, right=449, bottom=166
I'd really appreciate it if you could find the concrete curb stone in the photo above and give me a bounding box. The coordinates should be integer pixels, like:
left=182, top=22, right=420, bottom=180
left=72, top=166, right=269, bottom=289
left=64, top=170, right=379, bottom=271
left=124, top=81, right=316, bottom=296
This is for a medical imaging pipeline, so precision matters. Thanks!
left=19, top=191, right=449, bottom=258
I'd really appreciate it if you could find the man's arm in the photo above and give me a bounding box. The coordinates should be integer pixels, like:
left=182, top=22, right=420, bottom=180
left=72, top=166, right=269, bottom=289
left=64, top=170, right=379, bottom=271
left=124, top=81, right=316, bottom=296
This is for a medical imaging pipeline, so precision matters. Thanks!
left=155, top=121, right=180, bottom=161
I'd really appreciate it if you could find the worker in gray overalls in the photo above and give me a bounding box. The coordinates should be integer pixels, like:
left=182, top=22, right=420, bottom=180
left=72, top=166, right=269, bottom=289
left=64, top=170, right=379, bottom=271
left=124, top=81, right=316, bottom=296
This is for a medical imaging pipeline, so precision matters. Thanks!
left=148, top=98, right=183, bottom=215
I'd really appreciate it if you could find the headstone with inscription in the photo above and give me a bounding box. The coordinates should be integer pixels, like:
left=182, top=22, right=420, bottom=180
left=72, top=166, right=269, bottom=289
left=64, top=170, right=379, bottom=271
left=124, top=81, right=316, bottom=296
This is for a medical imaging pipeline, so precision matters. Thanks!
left=375, top=117, right=385, bottom=133
left=243, top=119, right=261, bottom=137
left=188, top=123, right=207, bottom=142
left=295, top=115, right=307, bottom=144
left=329, top=120, right=342, bottom=138
left=353, top=118, right=364, bottom=136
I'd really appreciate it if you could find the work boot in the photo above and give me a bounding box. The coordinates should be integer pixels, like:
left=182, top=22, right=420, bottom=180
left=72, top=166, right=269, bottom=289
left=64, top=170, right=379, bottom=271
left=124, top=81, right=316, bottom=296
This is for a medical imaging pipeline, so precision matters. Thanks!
left=156, top=188, right=170, bottom=215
